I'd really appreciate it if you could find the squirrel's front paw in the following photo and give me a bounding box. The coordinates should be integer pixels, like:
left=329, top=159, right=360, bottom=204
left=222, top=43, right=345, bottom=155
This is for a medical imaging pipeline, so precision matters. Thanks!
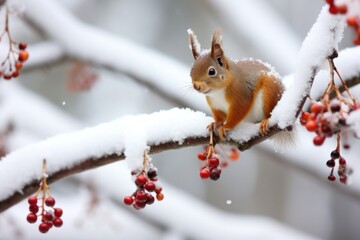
left=218, top=126, right=228, bottom=141
left=259, top=119, right=269, bottom=136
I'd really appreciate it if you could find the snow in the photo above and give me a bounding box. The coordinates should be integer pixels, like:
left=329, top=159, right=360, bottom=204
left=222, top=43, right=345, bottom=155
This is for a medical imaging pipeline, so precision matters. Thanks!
left=207, top=0, right=300, bottom=74
left=0, top=108, right=212, bottom=201
left=23, top=0, right=209, bottom=112
left=25, top=41, right=64, bottom=70
left=270, top=6, right=345, bottom=129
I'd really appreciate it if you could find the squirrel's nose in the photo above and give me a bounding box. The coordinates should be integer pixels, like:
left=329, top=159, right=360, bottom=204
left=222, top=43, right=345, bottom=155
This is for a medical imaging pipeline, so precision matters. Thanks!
left=193, top=83, right=200, bottom=91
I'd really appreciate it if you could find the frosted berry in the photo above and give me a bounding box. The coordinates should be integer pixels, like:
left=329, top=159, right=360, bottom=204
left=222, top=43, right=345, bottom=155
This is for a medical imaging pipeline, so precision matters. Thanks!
left=39, top=222, right=50, bottom=233
left=197, top=152, right=206, bottom=161
left=29, top=204, right=39, bottom=214
left=45, top=197, right=55, bottom=207
left=135, top=175, right=147, bottom=186
left=155, top=186, right=162, bottom=194
left=210, top=168, right=221, bottom=181
left=144, top=181, right=156, bottom=192
left=44, top=212, right=53, bottom=221
left=134, top=200, right=146, bottom=209
left=28, top=196, right=38, bottom=205
left=27, top=213, right=37, bottom=223
left=54, top=208, right=63, bottom=217
left=200, top=169, right=210, bottom=179
left=330, top=101, right=341, bottom=112
left=339, top=157, right=346, bottom=165
left=340, top=176, right=347, bottom=184
left=330, top=150, right=340, bottom=159
left=52, top=217, right=63, bottom=227
left=328, top=5, right=338, bottom=14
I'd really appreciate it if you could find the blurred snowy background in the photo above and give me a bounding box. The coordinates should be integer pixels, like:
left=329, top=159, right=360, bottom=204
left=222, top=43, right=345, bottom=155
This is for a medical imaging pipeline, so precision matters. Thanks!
left=1, top=0, right=360, bottom=239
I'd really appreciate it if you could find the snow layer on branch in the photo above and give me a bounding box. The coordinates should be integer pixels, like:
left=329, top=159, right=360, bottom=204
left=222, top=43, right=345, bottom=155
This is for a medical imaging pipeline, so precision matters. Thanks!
left=0, top=108, right=212, bottom=201
left=270, top=6, right=345, bottom=128
left=24, top=0, right=209, bottom=112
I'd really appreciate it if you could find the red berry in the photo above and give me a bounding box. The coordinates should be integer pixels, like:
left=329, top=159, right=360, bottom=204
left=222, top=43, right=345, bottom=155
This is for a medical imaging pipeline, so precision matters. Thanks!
left=45, top=197, right=55, bottom=207
left=3, top=74, right=12, bottom=80
left=313, top=135, right=325, bottom=146
left=15, top=61, right=23, bottom=70
left=210, top=168, right=221, bottom=181
left=336, top=4, right=347, bottom=14
left=353, top=36, right=360, bottom=45
left=155, top=186, right=162, bottom=194
left=29, top=204, right=39, bottom=213
left=310, top=103, right=323, bottom=114
left=54, top=208, right=63, bottom=217
left=230, top=148, right=239, bottom=160
left=144, top=181, right=156, bottom=192
left=156, top=193, right=164, bottom=201
left=300, top=112, right=310, bottom=125
left=347, top=16, right=359, bottom=27
left=339, top=157, right=346, bottom=165
left=134, top=200, right=146, bottom=209
left=39, top=222, right=50, bottom=233
left=44, top=212, right=53, bottom=221
left=19, top=42, right=27, bottom=50
left=27, top=213, right=37, bottom=223
left=306, top=120, right=318, bottom=132
left=340, top=176, right=347, bottom=184
left=197, top=152, right=206, bottom=161
left=328, top=175, right=336, bottom=182
left=18, top=51, right=29, bottom=62
left=123, top=196, right=134, bottom=205
left=329, top=5, right=338, bottom=14
left=52, top=217, right=63, bottom=227
left=135, top=191, right=148, bottom=202
left=135, top=175, right=147, bottom=186
left=146, top=194, right=155, bottom=205
left=209, top=157, right=220, bottom=167
left=28, top=196, right=38, bottom=205
left=12, top=71, right=19, bottom=78
left=325, top=0, right=334, bottom=4
left=326, top=159, right=335, bottom=168
left=200, top=169, right=210, bottom=179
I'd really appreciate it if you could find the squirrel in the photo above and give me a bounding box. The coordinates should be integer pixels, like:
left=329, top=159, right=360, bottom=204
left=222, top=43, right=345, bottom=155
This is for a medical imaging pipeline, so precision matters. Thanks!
left=188, top=29, right=284, bottom=140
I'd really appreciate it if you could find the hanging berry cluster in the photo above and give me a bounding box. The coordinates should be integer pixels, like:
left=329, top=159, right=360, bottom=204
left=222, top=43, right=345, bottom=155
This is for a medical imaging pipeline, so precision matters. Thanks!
left=325, top=0, right=360, bottom=45
left=300, top=51, right=356, bottom=183
left=197, top=123, right=240, bottom=181
left=123, top=150, right=164, bottom=210
left=26, top=159, right=63, bottom=233
left=0, top=8, right=29, bottom=80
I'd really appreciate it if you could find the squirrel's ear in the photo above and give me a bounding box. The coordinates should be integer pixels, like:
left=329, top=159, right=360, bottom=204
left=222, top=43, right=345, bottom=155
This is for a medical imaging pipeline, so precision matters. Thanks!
left=211, top=29, right=226, bottom=67
left=188, top=29, right=201, bottom=60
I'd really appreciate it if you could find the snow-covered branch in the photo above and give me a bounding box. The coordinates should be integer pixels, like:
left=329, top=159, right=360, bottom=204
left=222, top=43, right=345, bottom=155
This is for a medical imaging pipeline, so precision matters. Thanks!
left=0, top=5, right=350, bottom=212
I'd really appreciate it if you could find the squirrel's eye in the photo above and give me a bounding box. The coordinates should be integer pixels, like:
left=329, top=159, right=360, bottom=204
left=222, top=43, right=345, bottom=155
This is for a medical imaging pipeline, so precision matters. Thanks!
left=208, top=67, right=216, bottom=76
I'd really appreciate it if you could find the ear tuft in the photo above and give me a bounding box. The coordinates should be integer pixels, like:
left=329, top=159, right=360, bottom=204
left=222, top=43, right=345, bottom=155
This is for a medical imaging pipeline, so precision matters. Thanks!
left=188, top=29, right=201, bottom=60
left=211, top=28, right=224, bottom=60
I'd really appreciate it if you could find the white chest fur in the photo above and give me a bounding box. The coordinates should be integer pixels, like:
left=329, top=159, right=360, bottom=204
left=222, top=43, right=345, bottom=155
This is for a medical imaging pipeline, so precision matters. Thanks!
left=206, top=89, right=229, bottom=114
left=243, top=90, right=265, bottom=122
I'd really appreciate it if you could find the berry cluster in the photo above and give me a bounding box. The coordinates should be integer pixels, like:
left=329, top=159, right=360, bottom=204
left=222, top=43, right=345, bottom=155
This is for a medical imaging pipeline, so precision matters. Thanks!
left=26, top=160, right=63, bottom=233
left=124, top=151, right=164, bottom=210
left=346, top=16, right=360, bottom=45
left=196, top=123, right=240, bottom=181
left=0, top=9, right=29, bottom=80
left=326, top=149, right=351, bottom=184
left=300, top=52, right=357, bottom=183
left=325, top=0, right=347, bottom=15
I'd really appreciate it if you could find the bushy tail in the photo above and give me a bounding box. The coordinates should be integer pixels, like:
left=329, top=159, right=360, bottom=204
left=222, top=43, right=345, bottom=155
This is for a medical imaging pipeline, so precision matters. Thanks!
left=270, top=124, right=298, bottom=151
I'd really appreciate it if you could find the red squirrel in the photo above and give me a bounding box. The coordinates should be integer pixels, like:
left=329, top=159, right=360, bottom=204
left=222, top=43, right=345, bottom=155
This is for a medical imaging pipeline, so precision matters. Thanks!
left=188, top=29, right=284, bottom=140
